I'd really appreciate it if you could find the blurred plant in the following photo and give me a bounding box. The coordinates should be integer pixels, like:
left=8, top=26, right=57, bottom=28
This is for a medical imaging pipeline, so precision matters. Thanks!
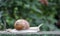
left=0, top=11, right=6, bottom=30
left=0, top=0, right=59, bottom=31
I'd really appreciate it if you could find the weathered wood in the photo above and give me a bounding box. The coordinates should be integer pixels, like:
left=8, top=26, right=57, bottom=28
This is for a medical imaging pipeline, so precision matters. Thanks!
left=0, top=31, right=60, bottom=34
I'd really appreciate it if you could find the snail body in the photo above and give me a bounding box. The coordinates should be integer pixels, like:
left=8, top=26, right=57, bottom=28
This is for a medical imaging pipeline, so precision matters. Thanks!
left=6, top=23, right=43, bottom=32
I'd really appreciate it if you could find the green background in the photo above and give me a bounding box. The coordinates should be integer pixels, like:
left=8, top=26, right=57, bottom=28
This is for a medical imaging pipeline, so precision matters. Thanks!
left=0, top=0, right=60, bottom=31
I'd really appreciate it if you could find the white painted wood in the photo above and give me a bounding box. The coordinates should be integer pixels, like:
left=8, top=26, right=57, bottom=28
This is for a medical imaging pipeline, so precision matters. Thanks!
left=6, top=27, right=40, bottom=33
left=0, top=31, right=60, bottom=34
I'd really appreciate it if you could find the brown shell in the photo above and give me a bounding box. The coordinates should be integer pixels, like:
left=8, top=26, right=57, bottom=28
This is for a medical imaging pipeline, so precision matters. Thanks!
left=14, top=19, right=30, bottom=30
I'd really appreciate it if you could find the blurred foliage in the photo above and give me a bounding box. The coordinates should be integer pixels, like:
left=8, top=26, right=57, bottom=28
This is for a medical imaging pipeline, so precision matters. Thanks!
left=1, top=34, right=60, bottom=36
left=0, top=0, right=60, bottom=31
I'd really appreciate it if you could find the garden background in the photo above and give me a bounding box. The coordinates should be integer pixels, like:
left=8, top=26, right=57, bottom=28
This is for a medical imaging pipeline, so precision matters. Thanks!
left=0, top=0, right=60, bottom=31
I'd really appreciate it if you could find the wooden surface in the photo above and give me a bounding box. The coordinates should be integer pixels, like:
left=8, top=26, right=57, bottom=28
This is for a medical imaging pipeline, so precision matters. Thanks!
left=0, top=31, right=60, bottom=34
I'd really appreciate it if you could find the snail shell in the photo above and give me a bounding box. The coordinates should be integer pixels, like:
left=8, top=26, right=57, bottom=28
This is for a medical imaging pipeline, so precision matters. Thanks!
left=14, top=19, right=30, bottom=30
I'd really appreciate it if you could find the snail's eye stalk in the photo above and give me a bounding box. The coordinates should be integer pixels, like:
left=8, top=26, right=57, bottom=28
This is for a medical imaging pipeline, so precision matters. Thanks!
left=38, top=23, right=43, bottom=28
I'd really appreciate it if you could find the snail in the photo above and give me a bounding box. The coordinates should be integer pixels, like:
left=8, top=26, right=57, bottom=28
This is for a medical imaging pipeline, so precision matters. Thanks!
left=6, top=23, right=43, bottom=33
left=6, top=19, right=43, bottom=32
